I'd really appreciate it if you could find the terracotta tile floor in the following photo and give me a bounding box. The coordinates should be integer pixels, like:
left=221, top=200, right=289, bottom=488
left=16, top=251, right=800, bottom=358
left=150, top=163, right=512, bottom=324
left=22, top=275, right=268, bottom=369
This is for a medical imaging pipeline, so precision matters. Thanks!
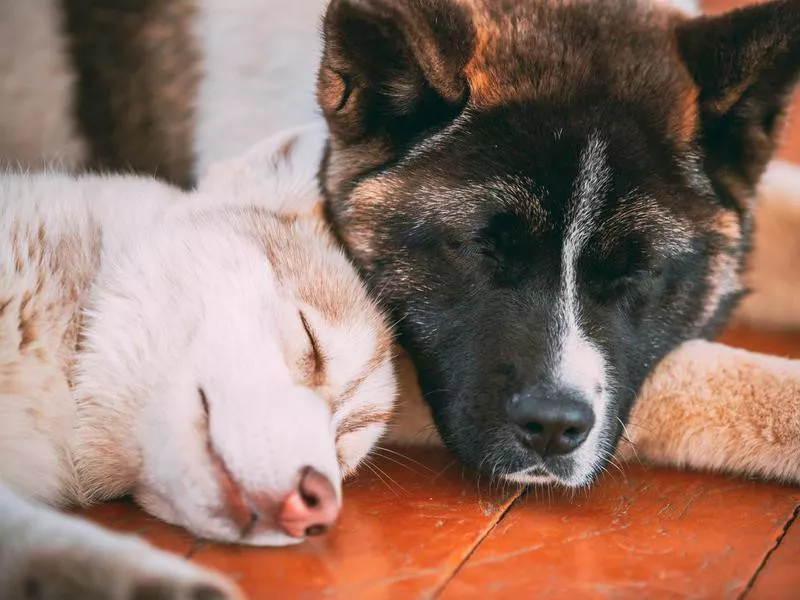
left=76, top=0, right=800, bottom=597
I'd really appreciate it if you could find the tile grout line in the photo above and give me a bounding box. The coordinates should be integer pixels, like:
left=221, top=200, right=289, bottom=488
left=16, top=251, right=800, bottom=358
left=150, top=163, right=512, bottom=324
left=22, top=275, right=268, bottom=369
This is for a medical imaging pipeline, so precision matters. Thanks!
left=430, top=488, right=526, bottom=599
left=739, top=502, right=800, bottom=599
left=185, top=539, right=207, bottom=560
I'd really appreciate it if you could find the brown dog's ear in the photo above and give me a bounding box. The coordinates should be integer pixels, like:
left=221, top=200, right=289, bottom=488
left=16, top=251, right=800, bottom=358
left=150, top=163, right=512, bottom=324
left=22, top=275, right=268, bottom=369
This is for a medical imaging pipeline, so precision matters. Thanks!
left=676, top=0, right=800, bottom=189
left=317, top=0, right=474, bottom=145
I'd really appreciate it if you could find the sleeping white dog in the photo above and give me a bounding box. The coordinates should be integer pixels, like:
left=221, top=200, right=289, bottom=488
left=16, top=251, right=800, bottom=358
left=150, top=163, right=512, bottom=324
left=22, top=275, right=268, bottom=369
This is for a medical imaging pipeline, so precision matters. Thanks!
left=0, top=123, right=396, bottom=599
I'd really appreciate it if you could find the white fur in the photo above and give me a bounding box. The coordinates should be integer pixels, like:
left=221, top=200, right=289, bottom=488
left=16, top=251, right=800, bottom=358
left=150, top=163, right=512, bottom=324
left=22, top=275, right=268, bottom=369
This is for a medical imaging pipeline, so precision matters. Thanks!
left=0, top=127, right=395, bottom=594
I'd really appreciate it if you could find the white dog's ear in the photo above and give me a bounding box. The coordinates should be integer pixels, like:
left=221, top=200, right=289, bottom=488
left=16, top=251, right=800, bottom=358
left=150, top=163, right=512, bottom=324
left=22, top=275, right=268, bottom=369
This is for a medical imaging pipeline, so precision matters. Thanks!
left=196, top=120, right=328, bottom=216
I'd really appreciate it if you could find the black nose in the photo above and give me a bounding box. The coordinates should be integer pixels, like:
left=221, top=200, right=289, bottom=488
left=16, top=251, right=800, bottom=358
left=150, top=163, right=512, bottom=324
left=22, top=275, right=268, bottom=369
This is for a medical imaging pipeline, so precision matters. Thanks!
left=506, top=386, right=595, bottom=457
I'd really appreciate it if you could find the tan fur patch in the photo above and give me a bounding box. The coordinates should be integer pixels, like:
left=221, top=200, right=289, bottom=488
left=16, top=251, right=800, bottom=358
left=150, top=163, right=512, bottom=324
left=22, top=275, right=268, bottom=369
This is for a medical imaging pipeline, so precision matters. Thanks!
left=8, top=218, right=101, bottom=372
left=462, top=13, right=508, bottom=109
left=673, top=85, right=700, bottom=145
left=336, top=406, right=393, bottom=442
left=333, top=344, right=393, bottom=413
left=458, top=1, right=534, bottom=110
left=698, top=209, right=743, bottom=326
left=712, top=208, right=742, bottom=243
left=323, top=138, right=394, bottom=203
left=619, top=340, right=800, bottom=484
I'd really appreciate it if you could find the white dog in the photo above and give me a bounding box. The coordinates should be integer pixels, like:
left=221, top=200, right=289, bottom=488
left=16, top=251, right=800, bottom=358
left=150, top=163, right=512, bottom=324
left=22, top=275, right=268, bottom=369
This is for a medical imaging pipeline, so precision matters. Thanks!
left=0, top=123, right=396, bottom=599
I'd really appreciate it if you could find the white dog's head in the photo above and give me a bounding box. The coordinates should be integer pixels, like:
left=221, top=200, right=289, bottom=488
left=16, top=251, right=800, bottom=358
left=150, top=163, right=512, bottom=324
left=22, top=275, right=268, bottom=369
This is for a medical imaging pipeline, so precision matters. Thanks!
left=74, top=123, right=396, bottom=546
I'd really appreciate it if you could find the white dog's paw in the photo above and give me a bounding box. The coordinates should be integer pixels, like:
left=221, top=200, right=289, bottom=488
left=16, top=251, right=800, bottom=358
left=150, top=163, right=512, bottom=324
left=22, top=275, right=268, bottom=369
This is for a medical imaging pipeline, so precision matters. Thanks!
left=3, top=523, right=241, bottom=600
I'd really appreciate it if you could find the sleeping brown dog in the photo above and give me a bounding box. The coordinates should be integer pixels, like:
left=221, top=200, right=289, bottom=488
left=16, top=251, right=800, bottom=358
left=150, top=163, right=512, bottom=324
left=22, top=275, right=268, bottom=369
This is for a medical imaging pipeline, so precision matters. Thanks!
left=316, top=0, right=800, bottom=486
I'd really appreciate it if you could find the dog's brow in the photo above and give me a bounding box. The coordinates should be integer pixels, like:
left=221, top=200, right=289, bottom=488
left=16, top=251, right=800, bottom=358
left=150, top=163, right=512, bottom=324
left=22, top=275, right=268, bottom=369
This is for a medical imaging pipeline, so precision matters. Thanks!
left=331, top=334, right=391, bottom=413
left=595, top=192, right=695, bottom=259
left=335, top=406, right=393, bottom=442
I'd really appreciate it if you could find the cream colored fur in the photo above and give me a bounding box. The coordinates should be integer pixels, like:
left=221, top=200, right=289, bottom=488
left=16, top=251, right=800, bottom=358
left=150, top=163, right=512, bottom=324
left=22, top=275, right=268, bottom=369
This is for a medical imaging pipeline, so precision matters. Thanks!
left=733, top=161, right=800, bottom=331
left=0, top=127, right=396, bottom=598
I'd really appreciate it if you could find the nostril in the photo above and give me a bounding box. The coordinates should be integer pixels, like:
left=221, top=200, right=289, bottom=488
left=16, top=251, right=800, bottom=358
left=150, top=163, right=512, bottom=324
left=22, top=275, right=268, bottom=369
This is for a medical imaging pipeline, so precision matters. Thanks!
left=278, top=466, right=340, bottom=539
left=299, top=481, right=320, bottom=510
left=524, top=421, right=544, bottom=436
left=298, top=466, right=333, bottom=508
left=564, top=426, right=583, bottom=438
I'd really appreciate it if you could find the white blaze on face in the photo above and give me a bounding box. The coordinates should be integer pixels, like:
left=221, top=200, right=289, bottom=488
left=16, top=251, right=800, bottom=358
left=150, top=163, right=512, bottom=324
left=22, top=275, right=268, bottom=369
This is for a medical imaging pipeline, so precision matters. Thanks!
left=554, top=135, right=613, bottom=483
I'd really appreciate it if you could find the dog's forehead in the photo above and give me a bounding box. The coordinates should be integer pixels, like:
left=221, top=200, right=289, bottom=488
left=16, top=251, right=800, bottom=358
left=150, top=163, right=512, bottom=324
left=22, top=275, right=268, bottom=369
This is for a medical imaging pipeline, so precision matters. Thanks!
left=459, top=0, right=692, bottom=103
left=394, top=113, right=676, bottom=219
left=448, top=0, right=699, bottom=148
left=357, top=125, right=709, bottom=270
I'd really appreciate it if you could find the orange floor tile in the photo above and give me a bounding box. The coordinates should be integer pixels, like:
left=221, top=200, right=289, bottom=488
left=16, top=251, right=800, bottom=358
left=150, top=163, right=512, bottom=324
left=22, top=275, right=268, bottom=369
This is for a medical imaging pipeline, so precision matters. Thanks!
left=75, top=0, right=800, bottom=597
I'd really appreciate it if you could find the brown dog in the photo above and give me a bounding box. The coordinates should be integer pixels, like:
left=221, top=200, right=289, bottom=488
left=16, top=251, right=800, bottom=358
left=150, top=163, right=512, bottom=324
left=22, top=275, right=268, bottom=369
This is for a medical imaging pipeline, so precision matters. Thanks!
left=317, top=0, right=800, bottom=486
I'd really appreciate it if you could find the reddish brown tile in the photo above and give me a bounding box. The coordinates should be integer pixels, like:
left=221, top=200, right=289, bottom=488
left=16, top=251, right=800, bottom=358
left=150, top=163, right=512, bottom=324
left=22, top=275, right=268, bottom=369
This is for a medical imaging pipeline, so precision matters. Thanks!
left=188, top=449, right=521, bottom=598
left=747, top=514, right=800, bottom=600
left=440, top=467, right=799, bottom=599
left=71, top=498, right=197, bottom=557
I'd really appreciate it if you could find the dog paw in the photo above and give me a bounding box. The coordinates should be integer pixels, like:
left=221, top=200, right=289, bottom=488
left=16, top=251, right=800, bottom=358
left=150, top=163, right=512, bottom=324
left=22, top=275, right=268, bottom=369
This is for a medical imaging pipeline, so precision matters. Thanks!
left=18, top=572, right=234, bottom=600
left=7, top=533, right=240, bottom=600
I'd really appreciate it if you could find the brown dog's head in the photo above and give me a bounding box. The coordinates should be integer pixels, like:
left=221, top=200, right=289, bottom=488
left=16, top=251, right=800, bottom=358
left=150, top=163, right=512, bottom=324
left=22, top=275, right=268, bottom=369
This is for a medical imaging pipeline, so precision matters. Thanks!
left=318, top=0, right=800, bottom=486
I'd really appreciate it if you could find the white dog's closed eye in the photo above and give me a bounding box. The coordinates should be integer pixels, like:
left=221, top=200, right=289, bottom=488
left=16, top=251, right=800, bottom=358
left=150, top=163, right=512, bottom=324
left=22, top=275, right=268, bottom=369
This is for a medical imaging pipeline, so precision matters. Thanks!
left=299, top=310, right=325, bottom=381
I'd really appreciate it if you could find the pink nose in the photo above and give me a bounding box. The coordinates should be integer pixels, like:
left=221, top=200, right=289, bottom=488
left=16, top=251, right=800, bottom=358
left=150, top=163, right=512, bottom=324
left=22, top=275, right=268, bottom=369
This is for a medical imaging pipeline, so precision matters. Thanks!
left=278, top=467, right=339, bottom=538
left=214, top=457, right=340, bottom=540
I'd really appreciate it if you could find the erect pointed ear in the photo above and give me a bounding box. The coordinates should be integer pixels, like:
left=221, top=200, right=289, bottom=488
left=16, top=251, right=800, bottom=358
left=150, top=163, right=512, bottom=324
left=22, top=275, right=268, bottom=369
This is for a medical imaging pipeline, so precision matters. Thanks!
left=675, top=0, right=800, bottom=190
left=317, top=0, right=474, bottom=145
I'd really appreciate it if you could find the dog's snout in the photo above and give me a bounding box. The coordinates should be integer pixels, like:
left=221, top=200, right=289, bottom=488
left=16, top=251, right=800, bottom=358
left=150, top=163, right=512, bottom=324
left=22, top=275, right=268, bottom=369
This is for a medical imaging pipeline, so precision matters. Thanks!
left=217, top=458, right=339, bottom=540
left=278, top=467, right=339, bottom=539
left=507, top=387, right=595, bottom=457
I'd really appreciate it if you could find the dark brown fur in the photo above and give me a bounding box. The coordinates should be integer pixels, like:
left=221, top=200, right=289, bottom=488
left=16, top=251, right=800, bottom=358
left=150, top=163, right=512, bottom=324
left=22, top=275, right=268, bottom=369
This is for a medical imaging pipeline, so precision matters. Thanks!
left=318, top=0, right=800, bottom=482
left=60, top=0, right=200, bottom=188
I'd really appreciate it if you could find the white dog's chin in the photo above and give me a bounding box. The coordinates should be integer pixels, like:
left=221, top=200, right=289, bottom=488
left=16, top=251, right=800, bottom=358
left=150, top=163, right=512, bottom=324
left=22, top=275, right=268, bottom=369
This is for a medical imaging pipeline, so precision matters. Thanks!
left=244, top=530, right=305, bottom=547
left=139, top=495, right=305, bottom=547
